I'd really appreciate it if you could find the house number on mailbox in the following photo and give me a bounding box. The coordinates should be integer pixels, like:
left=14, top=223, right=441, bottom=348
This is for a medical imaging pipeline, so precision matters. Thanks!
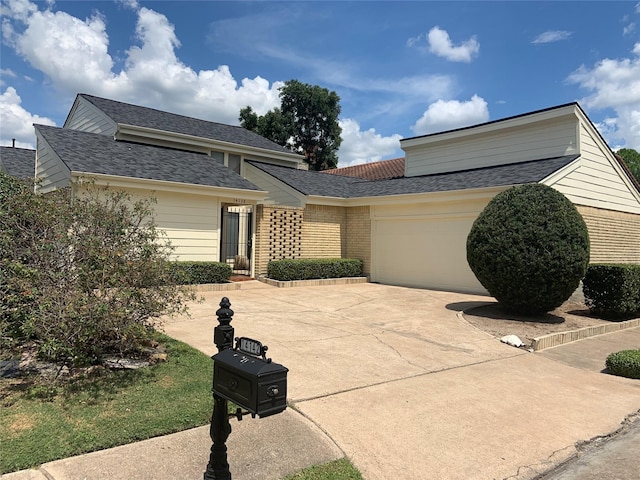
left=237, top=337, right=267, bottom=359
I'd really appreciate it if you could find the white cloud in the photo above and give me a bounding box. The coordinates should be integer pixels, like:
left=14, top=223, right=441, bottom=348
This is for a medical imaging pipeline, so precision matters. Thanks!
left=567, top=48, right=640, bottom=149
left=411, top=95, right=489, bottom=136
left=623, top=22, right=636, bottom=36
left=1, top=0, right=284, bottom=132
left=0, top=86, right=56, bottom=148
left=337, top=118, right=402, bottom=167
left=531, top=30, right=573, bottom=45
left=427, top=26, right=479, bottom=63
left=116, top=0, right=139, bottom=11
left=0, top=68, right=17, bottom=87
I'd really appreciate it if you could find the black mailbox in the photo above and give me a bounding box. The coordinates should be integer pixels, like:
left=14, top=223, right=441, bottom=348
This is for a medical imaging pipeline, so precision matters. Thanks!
left=212, top=337, right=288, bottom=418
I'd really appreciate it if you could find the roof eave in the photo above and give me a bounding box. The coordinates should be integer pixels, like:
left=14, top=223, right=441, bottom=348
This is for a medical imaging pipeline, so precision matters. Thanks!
left=343, top=185, right=515, bottom=207
left=70, top=171, right=267, bottom=201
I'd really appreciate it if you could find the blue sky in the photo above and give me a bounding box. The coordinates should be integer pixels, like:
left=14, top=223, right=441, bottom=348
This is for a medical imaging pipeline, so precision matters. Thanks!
left=1, top=0, right=639, bottom=166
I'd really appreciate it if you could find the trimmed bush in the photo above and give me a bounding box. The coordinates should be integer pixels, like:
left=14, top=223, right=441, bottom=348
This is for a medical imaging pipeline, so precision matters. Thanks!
left=170, top=261, right=232, bottom=285
left=466, top=184, right=590, bottom=314
left=606, top=349, right=640, bottom=379
left=267, top=258, right=363, bottom=281
left=583, top=264, right=640, bottom=320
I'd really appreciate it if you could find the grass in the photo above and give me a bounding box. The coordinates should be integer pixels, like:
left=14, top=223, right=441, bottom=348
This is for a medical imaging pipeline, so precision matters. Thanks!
left=0, top=334, right=214, bottom=474
left=284, top=459, right=363, bottom=479
left=1, top=334, right=365, bottom=479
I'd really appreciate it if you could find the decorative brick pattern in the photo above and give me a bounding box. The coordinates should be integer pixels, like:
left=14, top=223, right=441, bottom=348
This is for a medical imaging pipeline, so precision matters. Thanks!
left=254, top=205, right=304, bottom=275
left=577, top=205, right=640, bottom=264
left=254, top=204, right=372, bottom=277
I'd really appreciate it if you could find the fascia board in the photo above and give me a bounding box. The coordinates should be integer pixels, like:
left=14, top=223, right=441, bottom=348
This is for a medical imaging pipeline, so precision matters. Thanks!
left=116, top=124, right=303, bottom=162
left=401, top=104, right=578, bottom=150
left=574, top=109, right=640, bottom=203
left=305, top=195, right=349, bottom=206
left=540, top=156, right=582, bottom=186
left=70, top=171, right=267, bottom=201
left=244, top=162, right=307, bottom=206
left=306, top=186, right=511, bottom=208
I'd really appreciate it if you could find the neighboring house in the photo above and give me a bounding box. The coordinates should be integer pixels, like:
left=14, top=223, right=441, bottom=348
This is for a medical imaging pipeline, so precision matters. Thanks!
left=324, top=157, right=405, bottom=180
left=22, top=96, right=640, bottom=293
left=0, top=146, right=36, bottom=179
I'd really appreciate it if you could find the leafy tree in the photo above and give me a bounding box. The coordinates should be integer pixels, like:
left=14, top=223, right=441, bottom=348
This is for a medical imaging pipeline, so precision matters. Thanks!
left=240, top=79, right=342, bottom=171
left=240, top=106, right=292, bottom=147
left=466, top=184, right=590, bottom=314
left=1, top=173, right=195, bottom=366
left=617, top=148, right=640, bottom=184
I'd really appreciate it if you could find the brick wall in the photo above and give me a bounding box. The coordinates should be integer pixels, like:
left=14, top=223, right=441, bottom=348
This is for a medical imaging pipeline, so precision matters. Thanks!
left=577, top=205, right=640, bottom=264
left=254, top=204, right=371, bottom=277
left=301, top=204, right=346, bottom=258
left=346, top=206, right=371, bottom=276
left=254, top=205, right=304, bottom=276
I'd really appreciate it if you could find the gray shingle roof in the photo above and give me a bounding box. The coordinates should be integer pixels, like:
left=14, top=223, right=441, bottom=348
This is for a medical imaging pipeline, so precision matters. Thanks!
left=0, top=146, right=35, bottom=178
left=36, top=125, right=262, bottom=191
left=248, top=155, right=580, bottom=198
left=78, top=94, right=295, bottom=156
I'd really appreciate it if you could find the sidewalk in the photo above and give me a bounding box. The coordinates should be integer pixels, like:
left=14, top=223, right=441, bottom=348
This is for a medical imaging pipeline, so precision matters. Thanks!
left=3, top=282, right=639, bottom=480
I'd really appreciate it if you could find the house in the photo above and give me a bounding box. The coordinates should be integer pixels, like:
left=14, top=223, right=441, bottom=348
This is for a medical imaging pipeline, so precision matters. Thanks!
left=12, top=95, right=640, bottom=293
left=0, top=146, right=36, bottom=179
left=245, top=103, right=640, bottom=293
left=323, top=157, right=405, bottom=180
left=33, top=94, right=305, bottom=271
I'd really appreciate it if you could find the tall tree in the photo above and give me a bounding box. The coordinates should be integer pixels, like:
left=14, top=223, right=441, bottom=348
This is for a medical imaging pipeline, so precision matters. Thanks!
left=239, top=80, right=342, bottom=171
left=617, top=148, right=640, bottom=184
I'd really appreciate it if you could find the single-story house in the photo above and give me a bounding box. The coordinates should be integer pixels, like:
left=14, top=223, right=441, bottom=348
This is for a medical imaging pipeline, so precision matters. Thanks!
left=3, top=95, right=639, bottom=293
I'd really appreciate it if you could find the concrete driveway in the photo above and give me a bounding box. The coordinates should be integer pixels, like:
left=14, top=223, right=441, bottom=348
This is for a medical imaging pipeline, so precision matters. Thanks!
left=163, top=282, right=640, bottom=480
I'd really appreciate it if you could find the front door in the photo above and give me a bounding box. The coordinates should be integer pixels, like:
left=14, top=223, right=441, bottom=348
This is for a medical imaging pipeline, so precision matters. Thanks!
left=220, top=205, right=253, bottom=275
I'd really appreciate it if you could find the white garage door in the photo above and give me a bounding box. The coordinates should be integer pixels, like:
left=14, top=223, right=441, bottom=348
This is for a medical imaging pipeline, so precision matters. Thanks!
left=371, top=213, right=486, bottom=294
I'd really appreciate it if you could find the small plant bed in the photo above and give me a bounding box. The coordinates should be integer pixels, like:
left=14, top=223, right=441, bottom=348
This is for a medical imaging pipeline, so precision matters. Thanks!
left=462, top=301, right=628, bottom=348
left=606, top=349, right=640, bottom=379
left=284, top=458, right=363, bottom=480
left=0, top=334, right=214, bottom=474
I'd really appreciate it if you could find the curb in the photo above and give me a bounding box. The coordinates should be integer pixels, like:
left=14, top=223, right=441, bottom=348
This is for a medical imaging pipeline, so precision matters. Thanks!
left=256, top=276, right=369, bottom=288
left=532, top=318, right=640, bottom=351
left=187, top=282, right=242, bottom=292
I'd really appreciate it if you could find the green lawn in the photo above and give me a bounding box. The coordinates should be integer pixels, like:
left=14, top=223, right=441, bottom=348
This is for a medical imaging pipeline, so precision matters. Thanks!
left=1, top=334, right=214, bottom=474
left=1, top=334, right=363, bottom=479
left=284, top=459, right=363, bottom=479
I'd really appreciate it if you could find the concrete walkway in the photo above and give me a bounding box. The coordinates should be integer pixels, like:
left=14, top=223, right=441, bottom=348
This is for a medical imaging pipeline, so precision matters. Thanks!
left=3, top=282, right=639, bottom=480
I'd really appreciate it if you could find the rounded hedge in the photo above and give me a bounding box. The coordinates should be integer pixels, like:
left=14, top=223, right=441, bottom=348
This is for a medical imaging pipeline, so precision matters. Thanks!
left=605, top=349, right=640, bottom=379
left=466, top=184, right=590, bottom=314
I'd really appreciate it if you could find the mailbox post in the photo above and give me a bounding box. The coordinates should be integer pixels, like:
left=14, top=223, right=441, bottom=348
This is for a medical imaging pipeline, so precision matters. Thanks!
left=204, top=297, right=234, bottom=480
left=204, top=297, right=288, bottom=480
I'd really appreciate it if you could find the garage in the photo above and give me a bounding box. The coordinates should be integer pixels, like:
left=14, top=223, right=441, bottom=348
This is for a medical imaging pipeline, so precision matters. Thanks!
left=370, top=195, right=495, bottom=294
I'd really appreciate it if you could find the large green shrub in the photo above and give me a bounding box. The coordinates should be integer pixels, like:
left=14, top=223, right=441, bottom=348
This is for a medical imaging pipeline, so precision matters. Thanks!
left=267, top=258, right=363, bottom=281
left=1, top=173, right=195, bottom=366
left=606, top=350, right=640, bottom=379
left=170, top=261, right=232, bottom=284
left=583, top=264, right=640, bottom=320
left=466, top=183, right=590, bottom=314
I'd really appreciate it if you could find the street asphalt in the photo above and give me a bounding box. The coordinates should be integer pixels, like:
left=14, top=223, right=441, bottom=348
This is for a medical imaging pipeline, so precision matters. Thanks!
left=2, top=281, right=639, bottom=480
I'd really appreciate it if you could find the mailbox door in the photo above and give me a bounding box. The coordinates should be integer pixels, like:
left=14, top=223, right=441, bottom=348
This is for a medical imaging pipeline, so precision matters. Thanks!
left=213, top=361, right=256, bottom=412
left=256, top=368, right=288, bottom=418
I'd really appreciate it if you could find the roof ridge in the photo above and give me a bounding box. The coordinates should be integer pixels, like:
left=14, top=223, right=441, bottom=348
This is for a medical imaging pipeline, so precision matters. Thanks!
left=79, top=93, right=247, bottom=130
